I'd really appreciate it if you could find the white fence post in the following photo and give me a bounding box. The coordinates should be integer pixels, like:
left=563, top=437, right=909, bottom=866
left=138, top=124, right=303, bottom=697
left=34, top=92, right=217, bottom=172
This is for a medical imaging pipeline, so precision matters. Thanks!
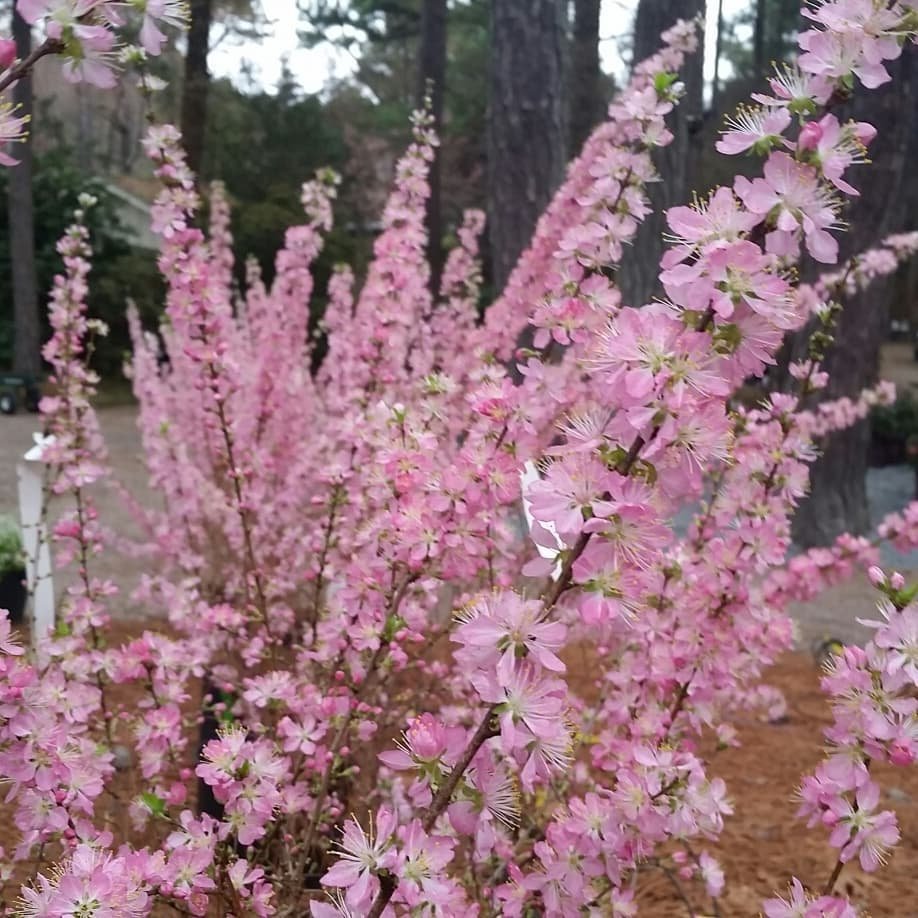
left=17, top=435, right=55, bottom=644
left=520, top=460, right=562, bottom=581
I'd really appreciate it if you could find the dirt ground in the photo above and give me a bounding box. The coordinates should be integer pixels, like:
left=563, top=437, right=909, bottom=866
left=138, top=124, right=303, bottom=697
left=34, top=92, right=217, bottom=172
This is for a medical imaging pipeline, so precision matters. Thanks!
left=631, top=653, right=918, bottom=917
left=2, top=631, right=915, bottom=916
left=1, top=402, right=918, bottom=914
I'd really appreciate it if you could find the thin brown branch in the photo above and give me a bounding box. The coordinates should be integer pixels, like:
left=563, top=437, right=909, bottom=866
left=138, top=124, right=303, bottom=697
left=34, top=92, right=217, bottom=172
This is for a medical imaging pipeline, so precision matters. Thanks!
left=0, top=38, right=63, bottom=94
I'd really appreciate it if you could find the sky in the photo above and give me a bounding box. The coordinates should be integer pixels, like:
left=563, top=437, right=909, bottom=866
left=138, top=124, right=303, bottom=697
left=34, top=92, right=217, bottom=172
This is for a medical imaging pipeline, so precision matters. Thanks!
left=209, top=0, right=752, bottom=97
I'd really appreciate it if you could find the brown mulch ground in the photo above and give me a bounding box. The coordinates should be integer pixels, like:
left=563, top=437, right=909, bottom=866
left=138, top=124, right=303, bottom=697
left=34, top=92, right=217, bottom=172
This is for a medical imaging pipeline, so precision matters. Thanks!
left=2, top=634, right=916, bottom=916
left=631, top=653, right=918, bottom=918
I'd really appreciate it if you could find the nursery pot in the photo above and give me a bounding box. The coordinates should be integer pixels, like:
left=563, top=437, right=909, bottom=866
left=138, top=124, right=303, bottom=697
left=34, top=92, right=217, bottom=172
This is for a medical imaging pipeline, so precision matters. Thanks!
left=869, top=430, right=906, bottom=467
left=0, top=567, right=27, bottom=627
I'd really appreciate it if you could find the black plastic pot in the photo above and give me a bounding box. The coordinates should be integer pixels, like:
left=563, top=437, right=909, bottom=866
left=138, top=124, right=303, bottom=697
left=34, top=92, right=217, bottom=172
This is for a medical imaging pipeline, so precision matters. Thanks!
left=869, top=431, right=907, bottom=467
left=0, top=567, right=26, bottom=626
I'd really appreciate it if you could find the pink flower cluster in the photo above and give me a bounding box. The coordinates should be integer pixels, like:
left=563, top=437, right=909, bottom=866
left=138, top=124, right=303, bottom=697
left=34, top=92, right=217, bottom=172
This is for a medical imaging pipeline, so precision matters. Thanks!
left=771, top=568, right=918, bottom=910
left=3, top=3, right=918, bottom=916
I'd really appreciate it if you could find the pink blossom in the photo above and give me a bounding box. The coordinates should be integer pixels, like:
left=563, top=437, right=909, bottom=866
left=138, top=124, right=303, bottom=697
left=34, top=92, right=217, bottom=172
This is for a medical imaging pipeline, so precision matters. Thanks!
left=800, top=0, right=904, bottom=89
left=763, top=877, right=857, bottom=918
left=865, top=601, right=918, bottom=683
left=379, top=713, right=465, bottom=772
left=663, top=186, right=758, bottom=267
left=804, top=114, right=874, bottom=195
left=735, top=152, right=840, bottom=263
left=716, top=105, right=791, bottom=156
left=454, top=591, right=566, bottom=684
left=322, top=809, right=397, bottom=908
left=138, top=0, right=187, bottom=55
left=828, top=782, right=900, bottom=871
left=393, top=820, right=456, bottom=909
left=0, top=610, right=24, bottom=655
left=0, top=98, right=29, bottom=166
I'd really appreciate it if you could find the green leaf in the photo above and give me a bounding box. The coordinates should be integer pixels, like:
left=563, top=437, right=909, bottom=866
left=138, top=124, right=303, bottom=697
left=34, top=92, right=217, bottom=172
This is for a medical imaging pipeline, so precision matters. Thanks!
left=653, top=71, right=679, bottom=95
left=139, top=791, right=167, bottom=818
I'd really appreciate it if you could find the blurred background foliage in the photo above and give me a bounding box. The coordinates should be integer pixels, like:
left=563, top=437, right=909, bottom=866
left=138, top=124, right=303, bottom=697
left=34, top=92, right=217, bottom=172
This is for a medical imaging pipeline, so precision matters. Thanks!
left=0, top=151, right=163, bottom=377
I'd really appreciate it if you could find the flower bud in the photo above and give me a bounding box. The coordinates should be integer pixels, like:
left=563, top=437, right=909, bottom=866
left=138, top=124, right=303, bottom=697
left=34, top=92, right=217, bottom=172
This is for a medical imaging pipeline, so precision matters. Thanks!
left=889, top=739, right=915, bottom=767
left=0, top=38, right=15, bottom=71
left=798, top=121, right=823, bottom=151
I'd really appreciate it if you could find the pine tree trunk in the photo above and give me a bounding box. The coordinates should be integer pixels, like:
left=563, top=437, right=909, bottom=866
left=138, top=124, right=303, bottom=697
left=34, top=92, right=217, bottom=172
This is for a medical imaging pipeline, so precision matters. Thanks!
left=9, top=8, right=41, bottom=379
left=753, top=0, right=766, bottom=80
left=618, top=0, right=704, bottom=306
left=418, top=0, right=447, bottom=295
left=711, top=0, right=725, bottom=112
left=793, top=45, right=918, bottom=547
left=181, top=0, right=213, bottom=177
left=569, top=0, right=602, bottom=155
left=487, top=0, right=566, bottom=295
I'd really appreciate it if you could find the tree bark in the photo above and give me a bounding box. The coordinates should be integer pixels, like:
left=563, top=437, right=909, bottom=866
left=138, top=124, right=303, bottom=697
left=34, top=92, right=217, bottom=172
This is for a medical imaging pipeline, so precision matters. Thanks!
left=181, top=0, right=213, bottom=177
left=752, top=0, right=766, bottom=80
left=9, top=9, right=41, bottom=379
left=569, top=0, right=602, bottom=155
left=618, top=0, right=704, bottom=306
left=711, top=0, right=725, bottom=112
left=418, top=0, right=447, bottom=295
left=487, top=0, right=567, bottom=295
left=793, top=45, right=918, bottom=547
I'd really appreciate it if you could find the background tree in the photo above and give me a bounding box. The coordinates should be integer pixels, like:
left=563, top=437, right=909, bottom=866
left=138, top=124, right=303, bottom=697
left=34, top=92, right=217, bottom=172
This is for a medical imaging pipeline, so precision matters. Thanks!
left=182, top=0, right=267, bottom=176
left=8, top=6, right=41, bottom=378
left=181, top=0, right=215, bottom=175
left=301, top=0, right=489, bottom=293
left=487, top=0, right=566, bottom=295
left=720, top=0, right=801, bottom=86
left=568, top=0, right=603, bottom=154
left=618, top=0, right=704, bottom=305
left=792, top=45, right=918, bottom=546
left=753, top=0, right=765, bottom=79
left=299, top=0, right=419, bottom=47
left=418, top=0, right=447, bottom=292
left=203, top=68, right=351, bottom=283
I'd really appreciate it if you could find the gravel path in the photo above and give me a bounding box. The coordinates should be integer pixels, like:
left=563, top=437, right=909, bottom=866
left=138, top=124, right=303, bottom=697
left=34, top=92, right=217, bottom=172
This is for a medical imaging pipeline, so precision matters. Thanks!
left=0, top=404, right=916, bottom=644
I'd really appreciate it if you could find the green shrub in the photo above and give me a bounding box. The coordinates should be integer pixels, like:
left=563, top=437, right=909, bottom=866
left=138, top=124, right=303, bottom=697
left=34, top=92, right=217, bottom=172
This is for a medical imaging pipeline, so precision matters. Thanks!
left=0, top=516, right=24, bottom=575
left=871, top=393, right=918, bottom=442
left=0, top=149, right=162, bottom=380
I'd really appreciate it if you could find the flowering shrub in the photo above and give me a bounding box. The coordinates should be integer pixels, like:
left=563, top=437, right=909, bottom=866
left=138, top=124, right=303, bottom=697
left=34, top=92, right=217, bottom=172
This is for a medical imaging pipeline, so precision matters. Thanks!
left=4, top=2, right=918, bottom=916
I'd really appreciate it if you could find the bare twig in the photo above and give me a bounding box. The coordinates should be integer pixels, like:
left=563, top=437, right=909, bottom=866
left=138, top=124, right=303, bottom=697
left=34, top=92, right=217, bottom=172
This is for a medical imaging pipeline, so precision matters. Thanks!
left=0, top=38, right=63, bottom=95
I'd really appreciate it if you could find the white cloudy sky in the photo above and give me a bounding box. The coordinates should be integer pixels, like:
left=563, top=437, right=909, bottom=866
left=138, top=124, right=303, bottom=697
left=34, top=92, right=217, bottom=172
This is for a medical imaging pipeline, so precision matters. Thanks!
left=210, top=0, right=752, bottom=96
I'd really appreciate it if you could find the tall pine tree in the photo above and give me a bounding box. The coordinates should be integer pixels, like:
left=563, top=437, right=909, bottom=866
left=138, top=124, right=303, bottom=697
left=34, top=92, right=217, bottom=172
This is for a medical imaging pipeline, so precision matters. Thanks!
left=487, top=0, right=566, bottom=294
left=8, top=6, right=41, bottom=378
left=618, top=0, right=705, bottom=306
